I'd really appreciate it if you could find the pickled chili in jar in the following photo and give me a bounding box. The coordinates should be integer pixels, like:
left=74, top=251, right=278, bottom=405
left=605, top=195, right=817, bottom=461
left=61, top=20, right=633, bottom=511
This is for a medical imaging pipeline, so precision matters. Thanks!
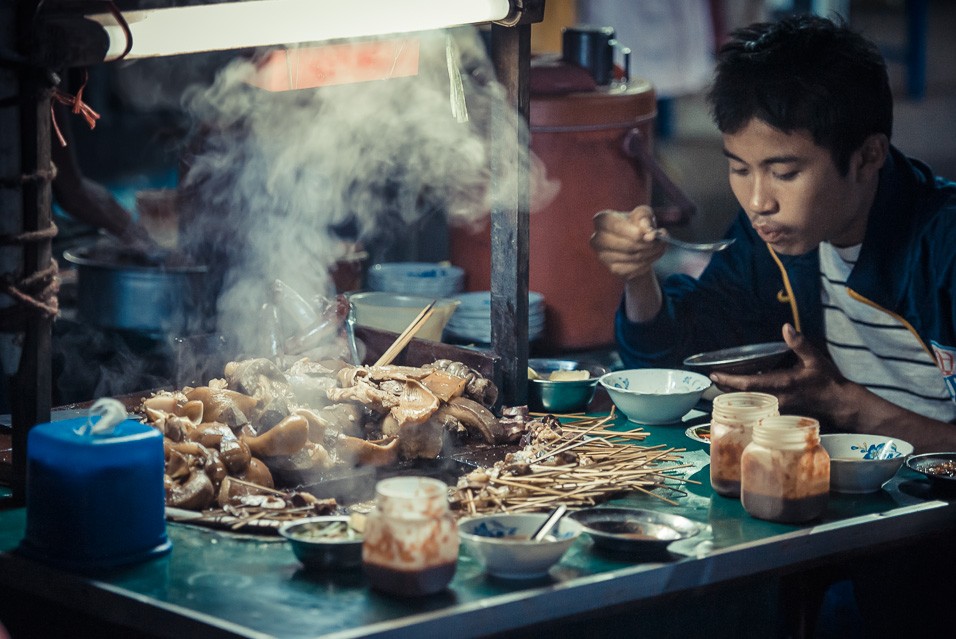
left=740, top=415, right=830, bottom=523
left=709, top=392, right=779, bottom=497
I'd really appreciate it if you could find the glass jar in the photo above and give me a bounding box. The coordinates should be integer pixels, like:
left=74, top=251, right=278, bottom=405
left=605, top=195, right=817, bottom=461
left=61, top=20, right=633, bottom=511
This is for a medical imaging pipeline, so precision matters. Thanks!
left=740, top=415, right=830, bottom=523
left=710, top=392, right=779, bottom=497
left=362, top=476, right=459, bottom=597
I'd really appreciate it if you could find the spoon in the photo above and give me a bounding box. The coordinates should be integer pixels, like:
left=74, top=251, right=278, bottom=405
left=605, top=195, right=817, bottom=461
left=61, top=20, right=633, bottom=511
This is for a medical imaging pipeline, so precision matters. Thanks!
left=654, top=231, right=736, bottom=253
left=532, top=505, right=568, bottom=542
left=345, top=300, right=361, bottom=365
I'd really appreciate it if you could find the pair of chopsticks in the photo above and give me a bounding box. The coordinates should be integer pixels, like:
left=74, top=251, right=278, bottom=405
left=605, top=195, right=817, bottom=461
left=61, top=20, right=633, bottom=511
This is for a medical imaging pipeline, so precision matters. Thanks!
left=373, top=300, right=437, bottom=367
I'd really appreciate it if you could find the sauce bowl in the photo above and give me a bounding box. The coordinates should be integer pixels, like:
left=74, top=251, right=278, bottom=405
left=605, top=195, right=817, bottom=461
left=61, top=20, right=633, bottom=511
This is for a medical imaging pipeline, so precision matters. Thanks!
left=459, top=513, right=582, bottom=579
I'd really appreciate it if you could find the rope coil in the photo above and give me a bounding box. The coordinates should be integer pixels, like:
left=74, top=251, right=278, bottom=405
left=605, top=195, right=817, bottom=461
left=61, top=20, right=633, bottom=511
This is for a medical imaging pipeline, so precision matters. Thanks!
left=0, top=223, right=60, bottom=332
left=0, top=163, right=57, bottom=190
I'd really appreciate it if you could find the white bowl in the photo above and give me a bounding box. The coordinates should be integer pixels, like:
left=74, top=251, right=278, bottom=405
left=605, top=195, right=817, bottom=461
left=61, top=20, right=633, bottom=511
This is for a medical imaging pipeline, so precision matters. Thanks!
left=459, top=513, right=582, bottom=579
left=349, top=292, right=459, bottom=342
left=820, top=434, right=914, bottom=494
left=598, top=369, right=712, bottom=424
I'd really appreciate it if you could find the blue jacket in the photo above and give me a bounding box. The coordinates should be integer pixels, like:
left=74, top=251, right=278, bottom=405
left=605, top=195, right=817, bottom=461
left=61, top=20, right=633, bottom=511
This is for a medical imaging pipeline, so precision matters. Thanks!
left=616, top=147, right=956, bottom=390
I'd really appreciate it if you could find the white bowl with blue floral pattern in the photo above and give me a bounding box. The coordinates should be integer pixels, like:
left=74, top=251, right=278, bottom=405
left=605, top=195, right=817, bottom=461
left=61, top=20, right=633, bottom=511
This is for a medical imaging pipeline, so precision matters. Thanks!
left=459, top=513, right=582, bottom=579
left=820, top=434, right=914, bottom=494
left=599, top=369, right=712, bottom=425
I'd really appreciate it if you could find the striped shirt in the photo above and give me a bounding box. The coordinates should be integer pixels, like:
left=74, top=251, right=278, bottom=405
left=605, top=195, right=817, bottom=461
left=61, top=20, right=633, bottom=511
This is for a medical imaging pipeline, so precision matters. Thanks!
left=819, top=242, right=956, bottom=421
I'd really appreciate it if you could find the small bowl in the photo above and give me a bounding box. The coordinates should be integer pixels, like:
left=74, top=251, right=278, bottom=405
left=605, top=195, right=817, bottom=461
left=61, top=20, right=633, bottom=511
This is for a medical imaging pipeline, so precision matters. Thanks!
left=459, top=513, right=582, bottom=579
left=905, top=452, right=956, bottom=490
left=527, top=359, right=609, bottom=414
left=820, top=434, right=914, bottom=494
left=570, top=507, right=702, bottom=554
left=279, top=516, right=363, bottom=571
left=598, top=369, right=711, bottom=424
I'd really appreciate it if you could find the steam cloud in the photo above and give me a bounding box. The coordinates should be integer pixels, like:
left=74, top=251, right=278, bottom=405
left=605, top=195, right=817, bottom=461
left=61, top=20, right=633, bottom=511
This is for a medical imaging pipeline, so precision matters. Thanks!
left=176, top=27, right=557, bottom=357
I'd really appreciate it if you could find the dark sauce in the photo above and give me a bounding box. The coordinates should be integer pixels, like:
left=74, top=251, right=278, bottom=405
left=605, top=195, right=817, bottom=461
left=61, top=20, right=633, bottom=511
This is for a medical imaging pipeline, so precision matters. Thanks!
left=741, top=491, right=828, bottom=524
left=364, top=561, right=456, bottom=597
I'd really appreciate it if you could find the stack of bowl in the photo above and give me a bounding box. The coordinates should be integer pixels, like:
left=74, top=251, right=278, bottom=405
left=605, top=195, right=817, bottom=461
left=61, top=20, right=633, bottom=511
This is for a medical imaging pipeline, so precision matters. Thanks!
left=366, top=262, right=464, bottom=298
left=445, top=291, right=546, bottom=345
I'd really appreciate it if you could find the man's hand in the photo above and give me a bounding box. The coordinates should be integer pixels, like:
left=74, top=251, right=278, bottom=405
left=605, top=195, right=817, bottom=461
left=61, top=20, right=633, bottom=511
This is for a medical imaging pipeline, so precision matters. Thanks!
left=590, top=205, right=666, bottom=282
left=709, top=323, right=850, bottom=421
left=591, top=205, right=668, bottom=323
left=710, top=323, right=956, bottom=452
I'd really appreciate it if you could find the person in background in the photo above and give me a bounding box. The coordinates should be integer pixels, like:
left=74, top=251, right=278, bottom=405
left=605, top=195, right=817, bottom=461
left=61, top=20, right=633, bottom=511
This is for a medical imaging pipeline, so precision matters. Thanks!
left=590, top=14, right=956, bottom=454
left=51, top=100, right=155, bottom=251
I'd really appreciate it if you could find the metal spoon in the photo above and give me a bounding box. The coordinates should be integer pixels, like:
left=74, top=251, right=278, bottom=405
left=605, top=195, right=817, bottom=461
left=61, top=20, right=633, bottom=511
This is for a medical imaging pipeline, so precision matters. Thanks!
left=532, top=505, right=568, bottom=542
left=345, top=301, right=361, bottom=365
left=655, top=231, right=736, bottom=253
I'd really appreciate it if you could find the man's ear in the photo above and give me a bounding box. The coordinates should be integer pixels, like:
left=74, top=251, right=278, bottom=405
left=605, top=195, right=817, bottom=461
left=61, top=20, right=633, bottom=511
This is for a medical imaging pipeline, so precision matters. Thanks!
left=855, top=133, right=889, bottom=180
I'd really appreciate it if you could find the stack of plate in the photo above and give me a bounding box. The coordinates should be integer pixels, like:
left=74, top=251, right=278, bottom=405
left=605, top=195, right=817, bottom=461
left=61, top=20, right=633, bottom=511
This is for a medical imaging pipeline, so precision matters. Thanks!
left=445, top=291, right=546, bottom=344
left=366, top=262, right=464, bottom=298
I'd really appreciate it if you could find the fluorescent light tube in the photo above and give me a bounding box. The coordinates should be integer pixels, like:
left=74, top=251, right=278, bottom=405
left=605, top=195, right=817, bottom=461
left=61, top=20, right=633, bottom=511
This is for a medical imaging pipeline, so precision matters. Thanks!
left=87, top=0, right=511, bottom=60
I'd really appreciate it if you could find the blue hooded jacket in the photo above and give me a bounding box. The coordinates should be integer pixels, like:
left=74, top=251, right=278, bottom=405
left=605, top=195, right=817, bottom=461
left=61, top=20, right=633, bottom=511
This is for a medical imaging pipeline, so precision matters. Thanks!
left=616, top=147, right=956, bottom=395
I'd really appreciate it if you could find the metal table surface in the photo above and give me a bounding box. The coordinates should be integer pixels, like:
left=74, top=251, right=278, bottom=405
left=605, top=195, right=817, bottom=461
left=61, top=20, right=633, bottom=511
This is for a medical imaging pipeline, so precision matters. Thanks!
left=1, top=412, right=954, bottom=639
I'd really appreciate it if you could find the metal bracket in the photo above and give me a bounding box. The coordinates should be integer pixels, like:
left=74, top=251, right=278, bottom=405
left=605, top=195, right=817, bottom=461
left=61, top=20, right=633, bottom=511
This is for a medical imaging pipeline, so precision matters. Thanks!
left=495, top=0, right=546, bottom=27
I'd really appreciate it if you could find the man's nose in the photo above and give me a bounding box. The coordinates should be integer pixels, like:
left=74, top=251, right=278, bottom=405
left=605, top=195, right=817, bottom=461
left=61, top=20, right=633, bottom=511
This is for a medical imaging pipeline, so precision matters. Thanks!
left=747, top=175, right=777, bottom=216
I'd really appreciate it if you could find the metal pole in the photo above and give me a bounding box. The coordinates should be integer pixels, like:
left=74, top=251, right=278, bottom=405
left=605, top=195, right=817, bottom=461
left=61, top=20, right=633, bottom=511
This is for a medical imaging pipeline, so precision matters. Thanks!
left=489, top=22, right=531, bottom=407
left=4, top=1, right=54, bottom=503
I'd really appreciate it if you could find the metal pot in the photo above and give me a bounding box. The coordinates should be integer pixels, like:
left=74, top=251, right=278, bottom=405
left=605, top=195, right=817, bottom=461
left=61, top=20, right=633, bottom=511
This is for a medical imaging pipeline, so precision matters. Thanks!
left=63, top=245, right=211, bottom=336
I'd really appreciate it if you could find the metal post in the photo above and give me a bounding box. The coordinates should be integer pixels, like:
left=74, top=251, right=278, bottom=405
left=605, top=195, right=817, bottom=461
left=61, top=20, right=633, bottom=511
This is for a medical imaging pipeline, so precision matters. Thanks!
left=4, top=1, right=54, bottom=503
left=489, top=22, right=531, bottom=407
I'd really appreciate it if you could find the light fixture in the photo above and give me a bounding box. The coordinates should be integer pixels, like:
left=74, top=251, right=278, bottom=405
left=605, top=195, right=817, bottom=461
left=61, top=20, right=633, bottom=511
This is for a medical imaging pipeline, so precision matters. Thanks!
left=86, top=0, right=513, bottom=61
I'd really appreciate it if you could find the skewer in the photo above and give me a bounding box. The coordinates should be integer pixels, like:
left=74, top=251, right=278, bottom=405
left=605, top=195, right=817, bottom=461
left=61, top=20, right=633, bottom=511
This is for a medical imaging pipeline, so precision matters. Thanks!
left=374, top=300, right=437, bottom=366
left=227, top=476, right=291, bottom=497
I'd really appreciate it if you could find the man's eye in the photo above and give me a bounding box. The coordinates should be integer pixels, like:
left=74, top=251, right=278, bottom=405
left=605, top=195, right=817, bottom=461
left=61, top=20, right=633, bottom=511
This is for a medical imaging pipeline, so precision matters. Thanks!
left=729, top=166, right=748, bottom=176
left=774, top=171, right=798, bottom=181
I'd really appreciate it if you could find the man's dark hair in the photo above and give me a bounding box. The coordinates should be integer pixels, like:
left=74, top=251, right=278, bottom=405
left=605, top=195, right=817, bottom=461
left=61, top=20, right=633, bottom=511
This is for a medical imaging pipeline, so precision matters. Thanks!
left=707, top=14, right=892, bottom=175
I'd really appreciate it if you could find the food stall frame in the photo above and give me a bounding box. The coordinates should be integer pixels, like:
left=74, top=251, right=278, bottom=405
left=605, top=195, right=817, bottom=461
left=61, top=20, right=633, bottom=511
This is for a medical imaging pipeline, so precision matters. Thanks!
left=0, top=0, right=545, bottom=502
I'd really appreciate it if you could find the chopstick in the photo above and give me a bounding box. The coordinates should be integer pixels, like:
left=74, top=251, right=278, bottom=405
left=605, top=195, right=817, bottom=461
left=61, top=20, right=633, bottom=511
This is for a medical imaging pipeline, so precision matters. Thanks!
left=373, top=300, right=437, bottom=367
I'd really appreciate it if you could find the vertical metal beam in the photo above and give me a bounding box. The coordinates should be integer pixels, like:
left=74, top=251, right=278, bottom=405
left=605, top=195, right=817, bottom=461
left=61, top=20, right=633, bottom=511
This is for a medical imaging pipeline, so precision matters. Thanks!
left=489, top=23, right=531, bottom=407
left=7, top=1, right=54, bottom=502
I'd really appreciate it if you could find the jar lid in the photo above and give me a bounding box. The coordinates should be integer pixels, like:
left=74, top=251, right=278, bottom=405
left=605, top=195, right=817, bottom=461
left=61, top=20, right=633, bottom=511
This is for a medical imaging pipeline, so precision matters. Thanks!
left=712, top=392, right=779, bottom=425
left=752, top=415, right=820, bottom=448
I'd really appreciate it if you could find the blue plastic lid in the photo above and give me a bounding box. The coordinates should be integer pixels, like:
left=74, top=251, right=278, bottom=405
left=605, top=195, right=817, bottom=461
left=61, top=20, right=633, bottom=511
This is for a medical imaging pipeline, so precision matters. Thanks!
left=21, top=407, right=170, bottom=571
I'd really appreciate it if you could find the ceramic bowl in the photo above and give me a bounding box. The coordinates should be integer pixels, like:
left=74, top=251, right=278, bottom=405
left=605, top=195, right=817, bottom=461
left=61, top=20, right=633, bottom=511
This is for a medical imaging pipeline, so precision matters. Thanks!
left=819, top=434, right=914, bottom=494
left=527, top=359, right=609, bottom=414
left=279, top=516, right=363, bottom=571
left=348, top=292, right=459, bottom=342
left=598, top=369, right=711, bottom=424
left=459, top=513, right=582, bottom=579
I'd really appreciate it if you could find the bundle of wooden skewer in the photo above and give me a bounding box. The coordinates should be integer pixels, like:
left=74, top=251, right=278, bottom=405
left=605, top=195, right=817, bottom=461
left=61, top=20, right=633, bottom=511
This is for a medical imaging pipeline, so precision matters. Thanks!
left=373, top=299, right=436, bottom=366
left=451, top=412, right=697, bottom=515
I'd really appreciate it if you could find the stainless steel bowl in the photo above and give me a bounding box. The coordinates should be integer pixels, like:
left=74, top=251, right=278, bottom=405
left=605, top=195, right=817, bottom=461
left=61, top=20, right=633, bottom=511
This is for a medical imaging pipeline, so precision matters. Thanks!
left=63, top=245, right=210, bottom=335
left=569, top=507, right=702, bottom=554
left=905, top=452, right=956, bottom=491
left=279, top=516, right=363, bottom=571
left=527, top=359, right=608, bottom=414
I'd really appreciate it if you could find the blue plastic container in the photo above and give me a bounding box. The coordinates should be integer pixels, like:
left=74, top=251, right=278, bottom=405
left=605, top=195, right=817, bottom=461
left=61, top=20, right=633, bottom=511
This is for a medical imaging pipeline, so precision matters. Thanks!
left=20, top=417, right=171, bottom=571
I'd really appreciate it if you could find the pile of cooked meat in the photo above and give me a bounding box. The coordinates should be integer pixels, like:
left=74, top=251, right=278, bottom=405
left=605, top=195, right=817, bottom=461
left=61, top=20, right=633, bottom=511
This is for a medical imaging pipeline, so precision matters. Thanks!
left=142, top=357, right=505, bottom=512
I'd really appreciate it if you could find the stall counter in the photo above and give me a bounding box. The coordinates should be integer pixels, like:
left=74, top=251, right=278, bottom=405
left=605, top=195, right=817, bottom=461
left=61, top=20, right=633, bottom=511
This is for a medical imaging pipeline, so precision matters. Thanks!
left=1, top=412, right=954, bottom=638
